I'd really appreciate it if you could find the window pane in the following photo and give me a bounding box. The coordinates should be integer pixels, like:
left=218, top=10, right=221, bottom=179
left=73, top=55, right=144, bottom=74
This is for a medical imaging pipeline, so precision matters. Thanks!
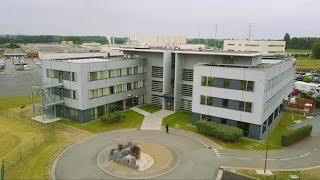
left=223, top=79, right=230, bottom=88
left=200, top=95, right=206, bottom=105
left=201, top=76, right=207, bottom=86
left=247, top=81, right=254, bottom=91
left=245, top=102, right=252, bottom=112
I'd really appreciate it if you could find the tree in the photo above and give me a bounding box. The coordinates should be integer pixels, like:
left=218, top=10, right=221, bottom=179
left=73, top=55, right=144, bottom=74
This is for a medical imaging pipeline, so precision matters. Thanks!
left=312, top=42, right=320, bottom=59
left=284, top=33, right=291, bottom=48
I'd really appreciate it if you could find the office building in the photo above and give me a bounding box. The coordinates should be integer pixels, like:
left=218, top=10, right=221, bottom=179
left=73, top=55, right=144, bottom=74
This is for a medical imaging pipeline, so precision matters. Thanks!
left=41, top=49, right=294, bottom=139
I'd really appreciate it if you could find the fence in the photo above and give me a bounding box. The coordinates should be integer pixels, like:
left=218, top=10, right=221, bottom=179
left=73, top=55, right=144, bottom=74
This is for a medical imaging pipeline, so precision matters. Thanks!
left=0, top=107, right=56, bottom=180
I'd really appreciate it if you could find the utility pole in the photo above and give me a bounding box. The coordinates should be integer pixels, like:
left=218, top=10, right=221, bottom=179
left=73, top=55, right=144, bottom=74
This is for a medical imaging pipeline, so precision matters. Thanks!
left=214, top=24, right=218, bottom=40
left=1, top=159, right=4, bottom=180
left=248, top=23, right=255, bottom=40
left=263, top=121, right=270, bottom=174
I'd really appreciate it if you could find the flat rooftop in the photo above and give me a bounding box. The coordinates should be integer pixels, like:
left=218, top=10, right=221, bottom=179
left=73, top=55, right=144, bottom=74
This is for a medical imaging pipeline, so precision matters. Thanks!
left=121, top=48, right=264, bottom=57
left=197, top=58, right=290, bottom=70
left=62, top=58, right=112, bottom=64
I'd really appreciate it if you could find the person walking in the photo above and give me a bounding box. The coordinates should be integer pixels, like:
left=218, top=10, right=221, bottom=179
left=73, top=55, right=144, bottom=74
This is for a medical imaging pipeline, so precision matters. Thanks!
left=166, top=124, right=169, bottom=133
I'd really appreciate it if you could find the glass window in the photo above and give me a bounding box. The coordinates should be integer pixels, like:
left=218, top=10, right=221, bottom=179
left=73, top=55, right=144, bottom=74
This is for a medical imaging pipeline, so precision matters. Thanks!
left=239, top=101, right=245, bottom=111
left=245, top=102, right=252, bottom=112
left=127, top=83, right=132, bottom=90
left=201, top=76, right=207, bottom=86
left=247, top=81, right=254, bottom=91
left=133, top=67, right=138, bottom=74
left=71, top=72, right=76, bottom=81
left=109, top=70, right=115, bottom=78
left=90, top=72, right=97, bottom=81
left=138, top=66, right=143, bottom=74
left=213, top=78, right=223, bottom=88
left=223, top=79, right=230, bottom=88
left=200, top=95, right=206, bottom=105
left=101, top=71, right=109, bottom=79
left=207, top=97, right=213, bottom=106
left=121, top=68, right=127, bottom=76
left=208, top=77, right=214, bottom=86
left=222, top=99, right=229, bottom=108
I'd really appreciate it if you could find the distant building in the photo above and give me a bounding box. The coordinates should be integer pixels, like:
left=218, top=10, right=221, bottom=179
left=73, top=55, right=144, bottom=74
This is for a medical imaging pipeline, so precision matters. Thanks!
left=129, top=35, right=187, bottom=47
left=223, top=39, right=286, bottom=56
left=61, top=41, right=74, bottom=45
left=4, top=48, right=26, bottom=58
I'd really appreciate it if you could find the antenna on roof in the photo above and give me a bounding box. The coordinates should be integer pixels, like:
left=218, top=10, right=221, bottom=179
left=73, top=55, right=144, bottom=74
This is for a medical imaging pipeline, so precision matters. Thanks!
left=248, top=23, right=255, bottom=40
left=214, top=24, right=218, bottom=39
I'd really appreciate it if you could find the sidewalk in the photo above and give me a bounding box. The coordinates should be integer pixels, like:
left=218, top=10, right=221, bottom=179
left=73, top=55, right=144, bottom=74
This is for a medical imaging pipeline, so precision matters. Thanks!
left=130, top=107, right=174, bottom=130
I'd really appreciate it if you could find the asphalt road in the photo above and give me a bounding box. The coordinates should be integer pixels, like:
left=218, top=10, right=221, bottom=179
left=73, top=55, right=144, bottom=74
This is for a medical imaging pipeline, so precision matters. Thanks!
left=53, top=129, right=320, bottom=179
left=53, top=130, right=221, bottom=180
left=0, top=58, right=42, bottom=98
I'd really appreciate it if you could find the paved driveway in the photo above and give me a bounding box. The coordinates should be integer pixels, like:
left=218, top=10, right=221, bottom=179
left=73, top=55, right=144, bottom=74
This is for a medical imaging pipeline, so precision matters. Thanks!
left=53, top=128, right=320, bottom=179
left=52, top=130, right=221, bottom=180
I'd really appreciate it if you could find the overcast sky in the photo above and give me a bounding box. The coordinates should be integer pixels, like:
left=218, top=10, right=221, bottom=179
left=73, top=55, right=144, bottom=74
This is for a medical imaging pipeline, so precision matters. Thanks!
left=0, top=0, right=319, bottom=39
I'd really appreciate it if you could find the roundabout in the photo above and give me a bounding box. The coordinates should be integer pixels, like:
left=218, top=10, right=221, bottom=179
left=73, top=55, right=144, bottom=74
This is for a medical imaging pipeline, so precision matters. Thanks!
left=52, top=130, right=221, bottom=179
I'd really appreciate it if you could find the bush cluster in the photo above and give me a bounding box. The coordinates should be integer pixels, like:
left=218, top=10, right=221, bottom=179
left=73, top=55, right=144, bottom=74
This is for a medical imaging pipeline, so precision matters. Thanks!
left=100, top=111, right=124, bottom=124
left=281, top=125, right=312, bottom=147
left=197, top=120, right=243, bottom=142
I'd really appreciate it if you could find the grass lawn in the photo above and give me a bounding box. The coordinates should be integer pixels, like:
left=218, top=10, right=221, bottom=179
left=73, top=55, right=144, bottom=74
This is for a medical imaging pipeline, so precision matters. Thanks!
left=162, top=112, right=267, bottom=150
left=138, top=104, right=161, bottom=113
left=267, top=112, right=306, bottom=148
left=0, top=104, right=89, bottom=180
left=236, top=169, right=318, bottom=180
left=162, top=111, right=306, bottom=150
left=0, top=96, right=142, bottom=179
left=59, top=110, right=144, bottom=133
left=296, top=58, right=320, bottom=71
left=0, top=95, right=41, bottom=111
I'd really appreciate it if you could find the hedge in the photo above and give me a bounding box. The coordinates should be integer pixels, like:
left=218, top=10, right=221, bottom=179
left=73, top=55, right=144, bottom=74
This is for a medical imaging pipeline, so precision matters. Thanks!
left=281, top=125, right=312, bottom=147
left=197, top=120, right=243, bottom=142
left=100, top=111, right=124, bottom=124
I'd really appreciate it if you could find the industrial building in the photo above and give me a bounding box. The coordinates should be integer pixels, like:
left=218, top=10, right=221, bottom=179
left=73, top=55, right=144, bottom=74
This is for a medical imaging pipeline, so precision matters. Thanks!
left=223, top=39, right=286, bottom=56
left=40, top=48, right=294, bottom=139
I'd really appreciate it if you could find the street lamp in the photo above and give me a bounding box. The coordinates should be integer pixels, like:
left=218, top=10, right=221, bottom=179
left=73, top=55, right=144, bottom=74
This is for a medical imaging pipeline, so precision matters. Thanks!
left=263, top=122, right=270, bottom=174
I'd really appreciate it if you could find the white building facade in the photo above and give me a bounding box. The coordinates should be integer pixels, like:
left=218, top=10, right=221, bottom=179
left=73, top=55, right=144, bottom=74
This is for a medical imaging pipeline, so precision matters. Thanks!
left=41, top=49, right=294, bottom=139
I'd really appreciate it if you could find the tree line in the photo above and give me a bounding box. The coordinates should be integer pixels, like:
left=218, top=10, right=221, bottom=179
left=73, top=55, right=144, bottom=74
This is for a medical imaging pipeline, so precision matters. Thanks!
left=0, top=35, right=108, bottom=45
left=284, top=33, right=320, bottom=50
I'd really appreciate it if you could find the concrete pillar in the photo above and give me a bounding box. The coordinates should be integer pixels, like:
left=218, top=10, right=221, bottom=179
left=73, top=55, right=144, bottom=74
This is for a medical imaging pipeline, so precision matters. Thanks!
left=174, top=53, right=183, bottom=112
left=123, top=100, right=126, bottom=110
left=162, top=51, right=172, bottom=110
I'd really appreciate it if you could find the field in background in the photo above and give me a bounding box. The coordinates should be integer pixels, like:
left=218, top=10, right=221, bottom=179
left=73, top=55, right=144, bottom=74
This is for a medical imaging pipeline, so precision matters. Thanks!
left=296, top=59, right=320, bottom=71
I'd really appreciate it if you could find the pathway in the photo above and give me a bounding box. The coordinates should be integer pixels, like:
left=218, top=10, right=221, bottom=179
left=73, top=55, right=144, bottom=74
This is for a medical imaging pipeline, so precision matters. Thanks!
left=130, top=107, right=174, bottom=130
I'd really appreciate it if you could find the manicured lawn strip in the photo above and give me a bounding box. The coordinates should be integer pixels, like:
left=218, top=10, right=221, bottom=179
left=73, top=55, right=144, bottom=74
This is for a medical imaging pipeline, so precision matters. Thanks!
left=162, top=112, right=268, bottom=150
left=138, top=104, right=161, bottom=113
left=267, top=112, right=306, bottom=148
left=59, top=110, right=144, bottom=133
left=163, top=111, right=306, bottom=150
left=236, top=169, right=316, bottom=180
left=0, top=95, right=41, bottom=111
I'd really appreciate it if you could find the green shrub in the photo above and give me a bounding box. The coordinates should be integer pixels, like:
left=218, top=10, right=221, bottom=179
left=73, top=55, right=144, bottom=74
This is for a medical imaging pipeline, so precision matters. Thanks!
left=100, top=111, right=125, bottom=124
left=197, top=120, right=243, bottom=142
left=303, top=76, right=312, bottom=83
left=281, top=125, right=312, bottom=147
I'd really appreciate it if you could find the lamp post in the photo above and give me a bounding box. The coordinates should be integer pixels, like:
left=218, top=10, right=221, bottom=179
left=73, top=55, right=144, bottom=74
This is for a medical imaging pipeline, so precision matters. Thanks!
left=263, top=122, right=270, bottom=174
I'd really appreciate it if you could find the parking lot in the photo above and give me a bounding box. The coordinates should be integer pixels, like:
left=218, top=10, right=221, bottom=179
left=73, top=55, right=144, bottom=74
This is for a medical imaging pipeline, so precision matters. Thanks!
left=0, top=58, right=42, bottom=98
